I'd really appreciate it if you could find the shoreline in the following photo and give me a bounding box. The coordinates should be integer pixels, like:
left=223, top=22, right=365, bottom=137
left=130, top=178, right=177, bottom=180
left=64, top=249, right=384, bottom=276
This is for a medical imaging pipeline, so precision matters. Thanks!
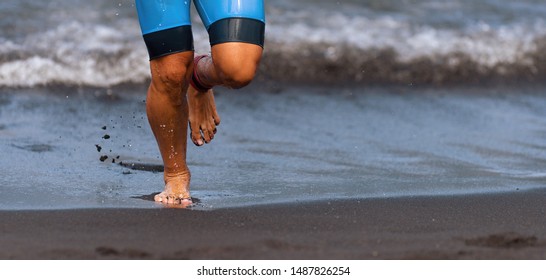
left=2, top=86, right=545, bottom=211
left=2, top=189, right=545, bottom=260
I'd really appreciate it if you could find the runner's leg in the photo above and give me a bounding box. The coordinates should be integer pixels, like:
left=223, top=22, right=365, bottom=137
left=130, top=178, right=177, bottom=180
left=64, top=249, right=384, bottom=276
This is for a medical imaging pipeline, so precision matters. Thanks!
left=136, top=0, right=195, bottom=205
left=188, top=0, right=265, bottom=146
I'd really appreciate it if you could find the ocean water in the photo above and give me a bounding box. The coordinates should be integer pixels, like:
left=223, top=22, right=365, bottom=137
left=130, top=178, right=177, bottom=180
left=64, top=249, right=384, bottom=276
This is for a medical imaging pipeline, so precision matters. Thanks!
left=1, top=1, right=546, bottom=210
left=1, top=0, right=546, bottom=87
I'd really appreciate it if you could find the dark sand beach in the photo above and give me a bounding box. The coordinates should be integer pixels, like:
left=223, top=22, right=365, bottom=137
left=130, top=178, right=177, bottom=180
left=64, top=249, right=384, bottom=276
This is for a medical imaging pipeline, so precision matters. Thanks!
left=1, top=189, right=545, bottom=259
left=2, top=0, right=546, bottom=261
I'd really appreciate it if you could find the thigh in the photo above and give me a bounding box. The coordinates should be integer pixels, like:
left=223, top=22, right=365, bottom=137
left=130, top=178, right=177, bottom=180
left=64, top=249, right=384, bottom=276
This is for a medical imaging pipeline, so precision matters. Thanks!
left=136, top=0, right=192, bottom=35
left=135, top=0, right=194, bottom=59
left=194, top=0, right=265, bottom=47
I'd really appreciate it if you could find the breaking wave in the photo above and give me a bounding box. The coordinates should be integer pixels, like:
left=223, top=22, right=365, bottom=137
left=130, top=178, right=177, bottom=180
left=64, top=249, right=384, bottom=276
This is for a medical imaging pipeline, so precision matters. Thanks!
left=1, top=1, right=546, bottom=87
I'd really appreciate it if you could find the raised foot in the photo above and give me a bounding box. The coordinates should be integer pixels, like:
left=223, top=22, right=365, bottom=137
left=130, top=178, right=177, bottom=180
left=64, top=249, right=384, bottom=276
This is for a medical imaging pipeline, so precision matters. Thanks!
left=188, top=83, right=221, bottom=147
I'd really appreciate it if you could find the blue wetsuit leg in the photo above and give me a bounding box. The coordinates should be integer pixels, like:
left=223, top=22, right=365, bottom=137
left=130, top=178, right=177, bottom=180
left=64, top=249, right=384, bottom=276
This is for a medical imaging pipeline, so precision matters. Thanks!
left=194, top=0, right=266, bottom=47
left=135, top=0, right=193, bottom=59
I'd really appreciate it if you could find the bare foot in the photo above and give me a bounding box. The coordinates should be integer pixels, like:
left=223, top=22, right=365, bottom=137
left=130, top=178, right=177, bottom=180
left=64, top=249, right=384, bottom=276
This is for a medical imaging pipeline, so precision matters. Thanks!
left=154, top=171, right=193, bottom=206
left=188, top=85, right=221, bottom=146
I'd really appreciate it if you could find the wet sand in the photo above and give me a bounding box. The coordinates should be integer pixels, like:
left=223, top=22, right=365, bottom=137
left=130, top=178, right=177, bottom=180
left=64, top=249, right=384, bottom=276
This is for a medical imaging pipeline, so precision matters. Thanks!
left=1, top=189, right=545, bottom=259
left=2, top=85, right=546, bottom=210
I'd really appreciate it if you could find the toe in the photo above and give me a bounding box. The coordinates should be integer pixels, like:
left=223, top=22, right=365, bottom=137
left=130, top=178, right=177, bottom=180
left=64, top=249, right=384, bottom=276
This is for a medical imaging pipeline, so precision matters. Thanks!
left=209, top=90, right=221, bottom=125
left=180, top=198, right=193, bottom=206
left=178, top=195, right=193, bottom=206
left=178, top=194, right=192, bottom=202
left=203, top=127, right=213, bottom=143
left=213, top=112, right=221, bottom=126
left=210, top=122, right=217, bottom=135
left=190, top=122, right=204, bottom=146
left=154, top=193, right=164, bottom=202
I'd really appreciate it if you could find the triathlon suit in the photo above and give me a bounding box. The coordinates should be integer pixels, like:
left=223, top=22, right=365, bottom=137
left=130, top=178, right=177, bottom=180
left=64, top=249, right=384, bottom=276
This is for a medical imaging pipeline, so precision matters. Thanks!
left=135, top=0, right=265, bottom=60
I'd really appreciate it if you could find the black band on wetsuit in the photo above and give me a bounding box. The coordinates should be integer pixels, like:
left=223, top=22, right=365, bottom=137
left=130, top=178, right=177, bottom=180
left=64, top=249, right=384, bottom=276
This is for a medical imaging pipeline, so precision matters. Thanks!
left=143, top=25, right=194, bottom=60
left=208, top=18, right=265, bottom=48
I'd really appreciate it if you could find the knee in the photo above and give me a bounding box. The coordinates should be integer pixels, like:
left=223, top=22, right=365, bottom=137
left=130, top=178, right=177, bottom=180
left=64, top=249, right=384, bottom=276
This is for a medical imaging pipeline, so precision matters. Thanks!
left=152, top=65, right=189, bottom=92
left=150, top=65, right=189, bottom=103
left=216, top=60, right=259, bottom=89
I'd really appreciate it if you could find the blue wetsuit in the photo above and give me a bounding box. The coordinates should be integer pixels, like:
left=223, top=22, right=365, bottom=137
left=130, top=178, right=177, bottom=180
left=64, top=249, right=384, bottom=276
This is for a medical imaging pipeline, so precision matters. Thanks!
left=136, top=0, right=265, bottom=59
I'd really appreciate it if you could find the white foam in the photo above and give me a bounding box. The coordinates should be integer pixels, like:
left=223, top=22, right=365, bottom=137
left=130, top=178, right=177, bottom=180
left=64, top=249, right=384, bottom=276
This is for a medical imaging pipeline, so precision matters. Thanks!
left=266, top=11, right=546, bottom=67
left=1, top=9, right=545, bottom=87
left=0, top=21, right=150, bottom=87
left=0, top=20, right=219, bottom=87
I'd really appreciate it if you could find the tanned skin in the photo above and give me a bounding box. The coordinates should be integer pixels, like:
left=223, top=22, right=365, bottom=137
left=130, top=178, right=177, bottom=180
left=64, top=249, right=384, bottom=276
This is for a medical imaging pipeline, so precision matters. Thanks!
left=146, top=42, right=263, bottom=206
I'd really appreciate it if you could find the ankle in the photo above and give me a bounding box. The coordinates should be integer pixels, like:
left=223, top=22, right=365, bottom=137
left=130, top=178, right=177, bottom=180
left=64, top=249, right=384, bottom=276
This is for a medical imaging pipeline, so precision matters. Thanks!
left=164, top=168, right=191, bottom=182
left=190, top=55, right=213, bottom=92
